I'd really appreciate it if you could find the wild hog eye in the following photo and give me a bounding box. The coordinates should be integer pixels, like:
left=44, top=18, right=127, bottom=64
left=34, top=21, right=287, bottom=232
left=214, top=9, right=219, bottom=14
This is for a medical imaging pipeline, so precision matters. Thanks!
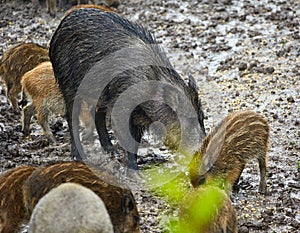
left=198, top=176, right=206, bottom=185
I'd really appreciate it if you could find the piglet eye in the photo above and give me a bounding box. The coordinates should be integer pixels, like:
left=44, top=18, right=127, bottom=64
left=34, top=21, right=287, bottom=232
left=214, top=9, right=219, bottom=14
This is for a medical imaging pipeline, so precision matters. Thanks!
left=133, top=215, right=140, bottom=228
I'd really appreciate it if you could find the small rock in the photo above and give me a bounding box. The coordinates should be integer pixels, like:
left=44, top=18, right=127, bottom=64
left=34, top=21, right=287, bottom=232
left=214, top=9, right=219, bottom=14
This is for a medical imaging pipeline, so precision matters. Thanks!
left=263, top=66, right=275, bottom=74
left=239, top=226, right=249, bottom=233
left=248, top=62, right=257, bottom=70
left=295, top=214, right=300, bottom=224
left=238, top=62, right=247, bottom=71
left=264, top=208, right=274, bottom=216
left=287, top=96, right=295, bottom=103
left=288, top=182, right=300, bottom=189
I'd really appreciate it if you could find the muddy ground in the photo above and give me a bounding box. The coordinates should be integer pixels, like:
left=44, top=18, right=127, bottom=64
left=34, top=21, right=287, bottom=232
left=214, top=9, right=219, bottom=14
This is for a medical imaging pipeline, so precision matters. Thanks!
left=0, top=0, right=299, bottom=232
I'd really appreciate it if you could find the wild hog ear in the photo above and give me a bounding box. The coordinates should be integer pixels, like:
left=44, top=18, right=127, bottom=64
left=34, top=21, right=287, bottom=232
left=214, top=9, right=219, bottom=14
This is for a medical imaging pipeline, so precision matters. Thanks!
left=121, top=194, right=135, bottom=214
left=188, top=74, right=198, bottom=96
left=0, top=63, right=6, bottom=75
left=162, top=84, right=180, bottom=111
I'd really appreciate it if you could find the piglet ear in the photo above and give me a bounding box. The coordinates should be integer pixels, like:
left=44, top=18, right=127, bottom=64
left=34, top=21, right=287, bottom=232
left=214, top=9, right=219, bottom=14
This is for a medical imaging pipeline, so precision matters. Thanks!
left=188, top=74, right=198, bottom=95
left=121, top=194, right=135, bottom=214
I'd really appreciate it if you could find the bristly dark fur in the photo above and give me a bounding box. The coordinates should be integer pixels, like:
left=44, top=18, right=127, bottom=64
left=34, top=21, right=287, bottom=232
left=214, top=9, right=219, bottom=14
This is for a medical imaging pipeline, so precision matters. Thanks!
left=50, top=8, right=205, bottom=168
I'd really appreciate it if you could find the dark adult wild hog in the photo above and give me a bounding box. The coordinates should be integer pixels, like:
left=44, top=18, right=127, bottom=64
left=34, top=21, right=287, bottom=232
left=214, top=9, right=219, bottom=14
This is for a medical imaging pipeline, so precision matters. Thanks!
left=28, top=183, right=114, bottom=233
left=189, top=110, right=269, bottom=194
left=23, top=161, right=140, bottom=233
left=0, top=43, right=49, bottom=112
left=179, top=185, right=238, bottom=233
left=49, top=8, right=206, bottom=169
left=0, top=166, right=37, bottom=233
left=21, top=61, right=94, bottom=143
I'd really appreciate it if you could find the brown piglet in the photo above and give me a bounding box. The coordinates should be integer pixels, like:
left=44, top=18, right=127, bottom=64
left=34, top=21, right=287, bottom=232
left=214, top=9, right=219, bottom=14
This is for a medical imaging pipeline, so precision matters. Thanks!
left=21, top=61, right=94, bottom=143
left=23, top=161, right=140, bottom=233
left=21, top=61, right=65, bottom=143
left=0, top=43, right=49, bottom=112
left=45, top=0, right=120, bottom=17
left=179, top=185, right=238, bottom=233
left=0, top=166, right=37, bottom=233
left=28, top=182, right=114, bottom=233
left=189, top=110, right=269, bottom=194
left=65, top=3, right=117, bottom=16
